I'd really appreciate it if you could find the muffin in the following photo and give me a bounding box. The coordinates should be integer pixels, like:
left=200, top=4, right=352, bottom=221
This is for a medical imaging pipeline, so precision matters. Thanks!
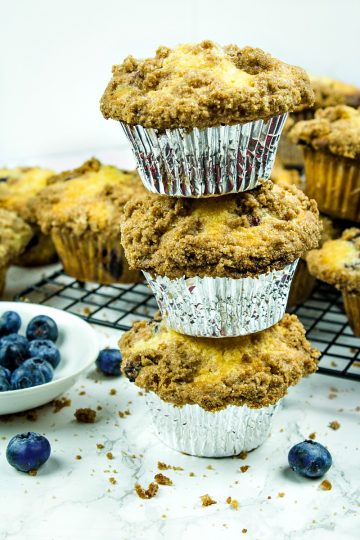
left=35, top=158, right=146, bottom=284
left=279, top=75, right=360, bottom=168
left=271, top=156, right=304, bottom=190
left=0, top=209, right=33, bottom=294
left=121, top=181, right=321, bottom=336
left=100, top=40, right=313, bottom=197
left=289, top=105, right=360, bottom=222
left=0, top=167, right=57, bottom=266
left=120, top=314, right=319, bottom=456
left=307, top=228, right=360, bottom=335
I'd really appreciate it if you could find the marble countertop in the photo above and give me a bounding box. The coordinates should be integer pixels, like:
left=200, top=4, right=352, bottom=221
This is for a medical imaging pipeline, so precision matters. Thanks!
left=0, top=266, right=359, bottom=540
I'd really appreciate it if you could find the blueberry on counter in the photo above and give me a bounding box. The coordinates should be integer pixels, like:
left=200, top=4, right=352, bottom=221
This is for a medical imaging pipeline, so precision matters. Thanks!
left=6, top=432, right=51, bottom=472
left=0, top=365, right=11, bottom=380
left=0, top=336, right=29, bottom=371
left=96, top=349, right=122, bottom=376
left=288, top=440, right=332, bottom=478
left=26, top=315, right=58, bottom=343
left=0, top=376, right=11, bottom=391
left=0, top=311, right=21, bottom=337
left=11, top=358, right=54, bottom=389
left=28, top=340, right=60, bottom=369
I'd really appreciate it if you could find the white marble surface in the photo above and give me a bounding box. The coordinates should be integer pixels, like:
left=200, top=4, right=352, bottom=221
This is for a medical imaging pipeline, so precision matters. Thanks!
left=0, top=266, right=359, bottom=540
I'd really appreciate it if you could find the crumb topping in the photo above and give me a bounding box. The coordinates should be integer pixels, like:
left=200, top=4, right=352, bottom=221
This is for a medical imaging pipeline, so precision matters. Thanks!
left=35, top=158, right=146, bottom=236
left=119, top=314, right=319, bottom=411
left=100, top=40, right=313, bottom=129
left=200, top=494, right=217, bottom=507
left=289, top=105, right=360, bottom=159
left=307, top=228, right=360, bottom=293
left=0, top=208, right=33, bottom=267
left=0, top=167, right=55, bottom=223
left=121, top=181, right=321, bottom=279
left=135, top=482, right=159, bottom=499
left=328, top=420, right=340, bottom=430
left=74, top=408, right=97, bottom=423
left=154, top=473, right=173, bottom=486
left=309, top=75, right=360, bottom=109
left=319, top=479, right=332, bottom=491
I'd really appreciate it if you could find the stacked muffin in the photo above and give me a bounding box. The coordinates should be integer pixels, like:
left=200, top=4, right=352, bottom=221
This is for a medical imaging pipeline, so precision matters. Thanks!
left=101, top=41, right=321, bottom=457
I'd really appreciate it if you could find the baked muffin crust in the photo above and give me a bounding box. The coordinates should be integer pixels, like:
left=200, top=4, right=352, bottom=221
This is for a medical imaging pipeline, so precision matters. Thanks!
left=35, top=158, right=146, bottom=236
left=120, top=314, right=319, bottom=411
left=0, top=167, right=55, bottom=222
left=271, top=157, right=303, bottom=189
left=100, top=40, right=314, bottom=129
left=310, top=75, right=360, bottom=109
left=0, top=208, right=33, bottom=266
left=289, top=105, right=360, bottom=159
left=307, top=228, right=360, bottom=293
left=121, top=181, right=321, bottom=279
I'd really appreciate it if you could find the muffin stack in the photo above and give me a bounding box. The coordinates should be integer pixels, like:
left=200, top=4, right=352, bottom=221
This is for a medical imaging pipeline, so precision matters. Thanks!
left=100, top=41, right=321, bottom=457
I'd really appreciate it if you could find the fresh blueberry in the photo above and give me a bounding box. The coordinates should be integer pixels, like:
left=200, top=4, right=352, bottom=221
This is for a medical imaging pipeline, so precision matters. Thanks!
left=0, top=311, right=21, bottom=337
left=28, top=340, right=61, bottom=369
left=26, top=315, right=58, bottom=343
left=0, top=376, right=11, bottom=391
left=11, top=358, right=53, bottom=389
left=6, top=432, right=51, bottom=472
left=0, top=365, right=11, bottom=380
left=0, top=336, right=30, bottom=371
left=96, top=349, right=122, bottom=376
left=288, top=440, right=332, bottom=478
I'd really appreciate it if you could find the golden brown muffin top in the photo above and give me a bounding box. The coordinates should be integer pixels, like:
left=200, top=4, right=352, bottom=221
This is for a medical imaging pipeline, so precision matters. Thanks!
left=271, top=156, right=303, bottom=189
left=35, top=158, right=146, bottom=236
left=289, top=105, right=360, bottom=159
left=100, top=40, right=314, bottom=129
left=310, top=75, right=360, bottom=109
left=121, top=181, right=321, bottom=279
left=119, top=314, right=319, bottom=411
left=307, top=228, right=360, bottom=293
left=0, top=208, right=33, bottom=267
left=0, top=167, right=55, bottom=223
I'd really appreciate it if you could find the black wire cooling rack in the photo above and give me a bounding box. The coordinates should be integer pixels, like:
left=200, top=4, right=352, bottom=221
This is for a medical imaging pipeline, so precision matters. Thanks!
left=16, top=269, right=360, bottom=382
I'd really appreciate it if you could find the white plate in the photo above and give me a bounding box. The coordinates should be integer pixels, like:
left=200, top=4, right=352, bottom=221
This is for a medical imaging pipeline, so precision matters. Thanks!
left=0, top=301, right=99, bottom=414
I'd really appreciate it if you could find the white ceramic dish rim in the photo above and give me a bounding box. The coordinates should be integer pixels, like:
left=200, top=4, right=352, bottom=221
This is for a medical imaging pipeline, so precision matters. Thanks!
left=0, top=301, right=99, bottom=398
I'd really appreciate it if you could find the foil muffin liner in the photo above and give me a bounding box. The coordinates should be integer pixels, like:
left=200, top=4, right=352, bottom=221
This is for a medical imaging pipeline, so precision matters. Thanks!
left=120, top=114, right=287, bottom=197
left=146, top=392, right=281, bottom=457
left=143, top=260, right=298, bottom=337
left=342, top=292, right=360, bottom=337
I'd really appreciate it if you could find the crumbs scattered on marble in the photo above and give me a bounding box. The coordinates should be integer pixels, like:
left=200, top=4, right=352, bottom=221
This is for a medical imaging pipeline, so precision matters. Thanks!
left=96, top=443, right=104, bottom=449
left=240, top=465, right=250, bottom=473
left=154, top=473, right=173, bottom=486
left=200, top=494, right=217, bottom=507
left=309, top=432, right=316, bottom=440
left=226, top=496, right=239, bottom=510
left=319, top=480, right=332, bottom=491
left=106, top=452, right=113, bottom=460
left=135, top=482, right=159, bottom=499
left=74, top=408, right=97, bottom=423
left=75, top=455, right=82, bottom=460
left=109, top=388, right=117, bottom=396
left=53, top=397, right=71, bottom=413
left=118, top=409, right=131, bottom=418
left=158, top=461, right=183, bottom=471
left=329, top=420, right=341, bottom=430
left=278, top=492, right=285, bottom=498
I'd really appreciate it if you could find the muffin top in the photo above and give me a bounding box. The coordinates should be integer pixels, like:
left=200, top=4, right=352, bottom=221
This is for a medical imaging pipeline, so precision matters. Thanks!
left=0, top=167, right=55, bottom=222
left=35, top=158, right=146, bottom=236
left=310, top=75, right=360, bottom=109
left=289, top=105, right=360, bottom=159
left=307, top=228, right=360, bottom=293
left=100, top=40, right=314, bottom=129
left=121, top=181, right=321, bottom=279
left=271, top=157, right=303, bottom=189
left=0, top=208, right=33, bottom=267
left=120, top=314, right=319, bottom=411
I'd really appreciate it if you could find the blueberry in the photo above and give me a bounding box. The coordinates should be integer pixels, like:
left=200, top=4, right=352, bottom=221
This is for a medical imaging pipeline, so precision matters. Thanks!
left=0, top=376, right=11, bottom=391
left=0, top=336, right=30, bottom=371
left=11, top=358, right=53, bottom=389
left=0, top=311, right=21, bottom=337
left=6, top=432, right=51, bottom=472
left=28, top=340, right=61, bottom=369
left=288, top=440, right=332, bottom=478
left=0, top=365, right=11, bottom=380
left=26, top=315, right=58, bottom=343
left=96, top=349, right=122, bottom=376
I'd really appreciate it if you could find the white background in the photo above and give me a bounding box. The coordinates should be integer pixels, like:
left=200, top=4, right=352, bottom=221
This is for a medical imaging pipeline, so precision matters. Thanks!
left=1, top=0, right=359, bottom=163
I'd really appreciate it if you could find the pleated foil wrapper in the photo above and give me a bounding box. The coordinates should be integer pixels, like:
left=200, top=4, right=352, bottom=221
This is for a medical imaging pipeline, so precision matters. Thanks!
left=146, top=392, right=281, bottom=457
left=143, top=260, right=298, bottom=337
left=120, top=114, right=287, bottom=197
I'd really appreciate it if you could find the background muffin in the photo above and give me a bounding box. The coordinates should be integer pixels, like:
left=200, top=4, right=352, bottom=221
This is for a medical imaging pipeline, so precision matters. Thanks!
left=120, top=314, right=319, bottom=456
left=35, top=158, right=146, bottom=284
left=0, top=167, right=57, bottom=266
left=0, top=208, right=33, bottom=295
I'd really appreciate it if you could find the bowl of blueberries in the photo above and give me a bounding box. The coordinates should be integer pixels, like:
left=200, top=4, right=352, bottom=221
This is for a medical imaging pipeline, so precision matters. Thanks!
left=0, top=302, right=99, bottom=414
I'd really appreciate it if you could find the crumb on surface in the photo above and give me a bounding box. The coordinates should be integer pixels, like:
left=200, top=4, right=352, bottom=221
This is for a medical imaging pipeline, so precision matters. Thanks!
left=28, top=469, right=37, bottom=476
left=242, top=529, right=248, bottom=534
left=53, top=397, right=72, bottom=413
left=189, top=472, right=196, bottom=477
left=157, top=461, right=183, bottom=471
left=154, top=473, right=173, bottom=486
left=83, top=307, right=91, bottom=315
left=97, top=405, right=102, bottom=411
left=200, top=494, right=217, bottom=507
left=118, top=409, right=131, bottom=418
left=96, top=443, right=104, bottom=449
left=330, top=361, right=338, bottom=367
left=135, top=482, right=159, bottom=499
left=226, top=496, right=239, bottom=510
left=328, top=393, right=337, bottom=400
left=319, top=480, right=332, bottom=491
left=206, top=465, right=214, bottom=470
left=236, top=451, right=248, bottom=460
left=106, top=452, right=113, bottom=460
left=278, top=492, right=285, bottom=498
left=329, top=420, right=341, bottom=430
left=110, top=388, right=117, bottom=395
left=267, top=496, right=272, bottom=500
left=309, top=432, right=316, bottom=440
left=109, top=477, right=117, bottom=485
left=75, top=455, right=82, bottom=460
left=79, top=391, right=86, bottom=396
left=240, top=465, right=250, bottom=473
left=74, top=408, right=96, bottom=423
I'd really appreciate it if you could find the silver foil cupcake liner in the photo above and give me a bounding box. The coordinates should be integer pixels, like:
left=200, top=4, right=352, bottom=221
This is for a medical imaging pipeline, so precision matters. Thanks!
left=120, top=114, right=287, bottom=197
left=146, top=392, right=281, bottom=457
left=143, top=260, right=298, bottom=337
